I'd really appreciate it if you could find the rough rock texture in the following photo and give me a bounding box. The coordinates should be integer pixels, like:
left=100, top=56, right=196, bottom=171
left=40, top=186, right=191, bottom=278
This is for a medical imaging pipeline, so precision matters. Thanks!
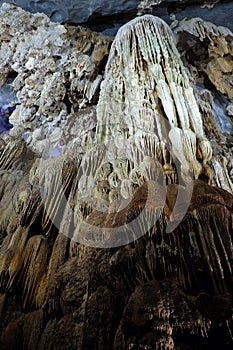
left=0, top=3, right=111, bottom=154
left=0, top=80, right=16, bottom=134
left=97, top=15, right=212, bottom=183
left=0, top=1, right=225, bottom=24
left=56, top=15, right=220, bottom=243
left=0, top=8, right=233, bottom=350
left=0, top=142, right=233, bottom=349
left=1, top=4, right=231, bottom=192
left=173, top=17, right=233, bottom=193
left=174, top=17, right=233, bottom=99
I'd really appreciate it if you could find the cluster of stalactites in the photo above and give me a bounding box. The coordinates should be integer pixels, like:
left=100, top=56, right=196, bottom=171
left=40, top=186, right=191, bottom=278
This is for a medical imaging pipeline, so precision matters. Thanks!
left=96, top=15, right=212, bottom=183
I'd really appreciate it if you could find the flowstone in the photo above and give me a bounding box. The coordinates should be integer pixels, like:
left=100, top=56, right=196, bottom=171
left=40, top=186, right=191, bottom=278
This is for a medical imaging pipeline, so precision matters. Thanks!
left=80, top=15, right=213, bottom=204
left=0, top=13, right=233, bottom=350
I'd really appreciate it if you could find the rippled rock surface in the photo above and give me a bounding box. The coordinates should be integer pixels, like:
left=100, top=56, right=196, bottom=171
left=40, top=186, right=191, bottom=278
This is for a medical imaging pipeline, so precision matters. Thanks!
left=173, top=17, right=233, bottom=192
left=0, top=5, right=232, bottom=350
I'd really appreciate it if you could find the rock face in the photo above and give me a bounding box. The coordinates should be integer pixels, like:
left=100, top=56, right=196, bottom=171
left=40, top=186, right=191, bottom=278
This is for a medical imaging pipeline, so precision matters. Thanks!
left=174, top=17, right=233, bottom=99
left=0, top=0, right=232, bottom=29
left=1, top=4, right=231, bottom=193
left=0, top=156, right=232, bottom=349
left=0, top=78, right=16, bottom=134
left=97, top=15, right=212, bottom=182
left=0, top=8, right=232, bottom=350
left=173, top=17, right=233, bottom=193
left=0, top=3, right=112, bottom=154
left=0, top=0, right=142, bottom=23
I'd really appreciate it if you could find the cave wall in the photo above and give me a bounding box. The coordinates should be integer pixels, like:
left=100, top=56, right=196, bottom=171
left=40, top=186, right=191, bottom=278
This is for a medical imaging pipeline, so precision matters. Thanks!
left=0, top=4, right=233, bottom=350
left=0, top=0, right=232, bottom=26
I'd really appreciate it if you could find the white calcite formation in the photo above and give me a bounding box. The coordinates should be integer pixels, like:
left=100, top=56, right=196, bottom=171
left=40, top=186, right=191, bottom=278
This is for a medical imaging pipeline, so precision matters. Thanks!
left=1, top=4, right=232, bottom=194
left=174, top=16, right=232, bottom=41
left=0, top=3, right=111, bottom=154
left=174, top=17, right=233, bottom=99
left=67, top=15, right=217, bottom=234
left=71, top=15, right=233, bottom=237
left=0, top=11, right=233, bottom=349
left=173, top=17, right=233, bottom=193
left=96, top=15, right=212, bottom=186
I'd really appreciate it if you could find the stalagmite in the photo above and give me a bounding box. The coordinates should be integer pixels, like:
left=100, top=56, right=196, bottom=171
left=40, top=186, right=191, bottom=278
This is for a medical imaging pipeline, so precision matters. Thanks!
left=96, top=15, right=212, bottom=186
left=68, top=15, right=215, bottom=237
left=0, top=9, right=233, bottom=350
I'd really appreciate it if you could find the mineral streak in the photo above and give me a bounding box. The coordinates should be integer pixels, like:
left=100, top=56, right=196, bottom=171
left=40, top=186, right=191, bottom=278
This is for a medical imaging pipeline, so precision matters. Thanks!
left=0, top=8, right=232, bottom=350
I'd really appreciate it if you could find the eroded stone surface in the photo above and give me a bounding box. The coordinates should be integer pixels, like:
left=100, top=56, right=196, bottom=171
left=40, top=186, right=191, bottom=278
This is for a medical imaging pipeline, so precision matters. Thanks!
left=173, top=17, right=233, bottom=193
left=0, top=9, right=233, bottom=350
left=97, top=15, right=212, bottom=183
left=0, top=3, right=111, bottom=154
left=0, top=1, right=226, bottom=24
left=174, top=17, right=233, bottom=99
left=0, top=153, right=232, bottom=349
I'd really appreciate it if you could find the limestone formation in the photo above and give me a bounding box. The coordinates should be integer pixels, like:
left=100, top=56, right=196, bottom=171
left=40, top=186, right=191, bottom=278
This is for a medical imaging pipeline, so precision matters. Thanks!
left=53, top=15, right=219, bottom=242
left=0, top=8, right=233, bottom=350
left=0, top=160, right=232, bottom=349
left=0, top=3, right=111, bottom=154
left=0, top=1, right=225, bottom=25
left=97, top=15, right=212, bottom=185
left=226, top=103, right=233, bottom=118
left=174, top=17, right=233, bottom=99
left=173, top=17, right=233, bottom=193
